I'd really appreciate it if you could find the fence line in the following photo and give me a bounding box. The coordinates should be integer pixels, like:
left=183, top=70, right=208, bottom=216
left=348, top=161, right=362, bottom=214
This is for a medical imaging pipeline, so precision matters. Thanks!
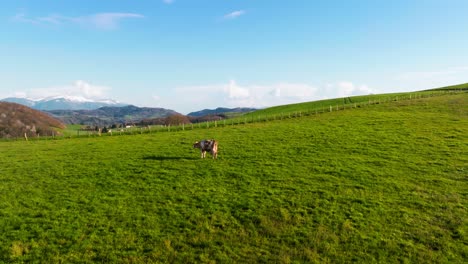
left=2, top=90, right=463, bottom=142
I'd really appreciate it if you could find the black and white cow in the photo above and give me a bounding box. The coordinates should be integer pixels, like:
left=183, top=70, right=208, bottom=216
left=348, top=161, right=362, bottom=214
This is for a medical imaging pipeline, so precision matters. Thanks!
left=193, top=139, right=218, bottom=159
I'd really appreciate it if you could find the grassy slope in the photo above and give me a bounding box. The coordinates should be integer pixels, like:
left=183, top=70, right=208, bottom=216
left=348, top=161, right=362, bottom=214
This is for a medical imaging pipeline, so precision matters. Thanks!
left=244, top=85, right=467, bottom=119
left=58, top=124, right=83, bottom=137
left=0, top=93, right=466, bottom=263
left=427, top=82, right=468, bottom=91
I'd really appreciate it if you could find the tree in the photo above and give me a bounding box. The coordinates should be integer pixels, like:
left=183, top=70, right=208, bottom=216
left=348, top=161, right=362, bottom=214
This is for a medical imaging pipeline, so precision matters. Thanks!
left=165, top=114, right=191, bottom=126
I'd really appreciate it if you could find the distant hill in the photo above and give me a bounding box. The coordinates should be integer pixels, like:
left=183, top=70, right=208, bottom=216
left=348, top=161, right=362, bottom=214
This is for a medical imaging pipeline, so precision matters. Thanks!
left=187, top=107, right=256, bottom=117
left=46, top=105, right=179, bottom=126
left=0, top=102, right=65, bottom=138
left=1, top=96, right=128, bottom=111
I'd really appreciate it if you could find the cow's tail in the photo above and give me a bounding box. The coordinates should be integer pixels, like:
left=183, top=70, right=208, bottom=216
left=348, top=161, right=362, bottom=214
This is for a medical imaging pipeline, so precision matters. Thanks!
left=212, top=140, right=218, bottom=159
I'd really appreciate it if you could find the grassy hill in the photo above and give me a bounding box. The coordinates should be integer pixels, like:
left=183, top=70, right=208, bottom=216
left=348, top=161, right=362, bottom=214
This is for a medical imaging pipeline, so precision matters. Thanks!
left=426, top=82, right=468, bottom=91
left=0, top=102, right=65, bottom=139
left=187, top=107, right=256, bottom=117
left=0, top=92, right=466, bottom=262
left=243, top=84, right=467, bottom=119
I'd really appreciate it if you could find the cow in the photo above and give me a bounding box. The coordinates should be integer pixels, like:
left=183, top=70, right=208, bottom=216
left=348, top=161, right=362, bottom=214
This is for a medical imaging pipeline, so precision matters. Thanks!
left=193, top=139, right=218, bottom=159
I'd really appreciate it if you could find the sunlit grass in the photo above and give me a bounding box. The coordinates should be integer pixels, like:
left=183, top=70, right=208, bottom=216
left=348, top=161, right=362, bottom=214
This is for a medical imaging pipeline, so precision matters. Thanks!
left=0, top=93, right=466, bottom=262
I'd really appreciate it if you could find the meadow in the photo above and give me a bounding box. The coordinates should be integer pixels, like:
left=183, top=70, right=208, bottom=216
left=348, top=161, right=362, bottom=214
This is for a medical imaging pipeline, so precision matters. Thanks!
left=0, top=93, right=467, bottom=263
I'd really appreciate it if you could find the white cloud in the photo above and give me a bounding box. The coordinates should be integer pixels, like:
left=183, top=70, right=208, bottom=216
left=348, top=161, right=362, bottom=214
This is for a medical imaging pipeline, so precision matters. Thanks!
left=13, top=91, right=28, bottom=98
left=160, top=80, right=321, bottom=114
left=325, top=81, right=376, bottom=98
left=73, top=80, right=110, bottom=98
left=12, top=12, right=144, bottom=30
left=274, top=83, right=318, bottom=98
left=15, top=80, right=111, bottom=101
left=224, top=10, right=246, bottom=20
left=336, top=81, right=368, bottom=97
left=226, top=80, right=249, bottom=98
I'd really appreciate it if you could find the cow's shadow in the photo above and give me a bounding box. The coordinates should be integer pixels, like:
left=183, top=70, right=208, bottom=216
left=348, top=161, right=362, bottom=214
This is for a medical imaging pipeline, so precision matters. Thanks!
left=143, top=155, right=197, bottom=161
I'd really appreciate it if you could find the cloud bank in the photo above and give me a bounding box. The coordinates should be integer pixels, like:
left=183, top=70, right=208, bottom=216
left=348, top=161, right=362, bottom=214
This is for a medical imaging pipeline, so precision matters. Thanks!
left=10, top=80, right=375, bottom=114
left=158, top=80, right=375, bottom=114
left=13, top=80, right=111, bottom=101
left=13, top=80, right=380, bottom=114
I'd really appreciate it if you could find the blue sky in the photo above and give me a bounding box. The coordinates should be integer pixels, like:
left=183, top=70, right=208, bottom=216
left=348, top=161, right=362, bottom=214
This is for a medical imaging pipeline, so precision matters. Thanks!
left=1, top=0, right=467, bottom=113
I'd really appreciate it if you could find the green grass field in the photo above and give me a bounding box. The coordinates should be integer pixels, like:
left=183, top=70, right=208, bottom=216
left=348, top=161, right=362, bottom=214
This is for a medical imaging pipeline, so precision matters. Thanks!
left=0, top=93, right=467, bottom=263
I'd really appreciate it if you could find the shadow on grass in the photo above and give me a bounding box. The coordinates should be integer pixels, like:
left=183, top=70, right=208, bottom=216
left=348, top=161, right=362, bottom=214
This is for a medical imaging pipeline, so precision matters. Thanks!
left=143, top=155, right=197, bottom=161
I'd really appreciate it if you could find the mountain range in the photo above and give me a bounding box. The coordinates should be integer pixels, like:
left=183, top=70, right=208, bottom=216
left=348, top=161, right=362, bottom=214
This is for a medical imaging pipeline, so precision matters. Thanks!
left=0, top=96, right=127, bottom=111
left=46, top=105, right=179, bottom=126
left=0, top=96, right=257, bottom=126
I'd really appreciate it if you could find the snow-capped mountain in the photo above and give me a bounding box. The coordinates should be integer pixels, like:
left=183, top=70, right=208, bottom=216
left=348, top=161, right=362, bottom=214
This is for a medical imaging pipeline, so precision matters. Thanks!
left=0, top=96, right=128, bottom=111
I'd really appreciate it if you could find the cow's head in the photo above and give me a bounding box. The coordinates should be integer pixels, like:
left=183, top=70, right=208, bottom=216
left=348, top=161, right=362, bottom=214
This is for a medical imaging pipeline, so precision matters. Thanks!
left=193, top=141, right=201, bottom=149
